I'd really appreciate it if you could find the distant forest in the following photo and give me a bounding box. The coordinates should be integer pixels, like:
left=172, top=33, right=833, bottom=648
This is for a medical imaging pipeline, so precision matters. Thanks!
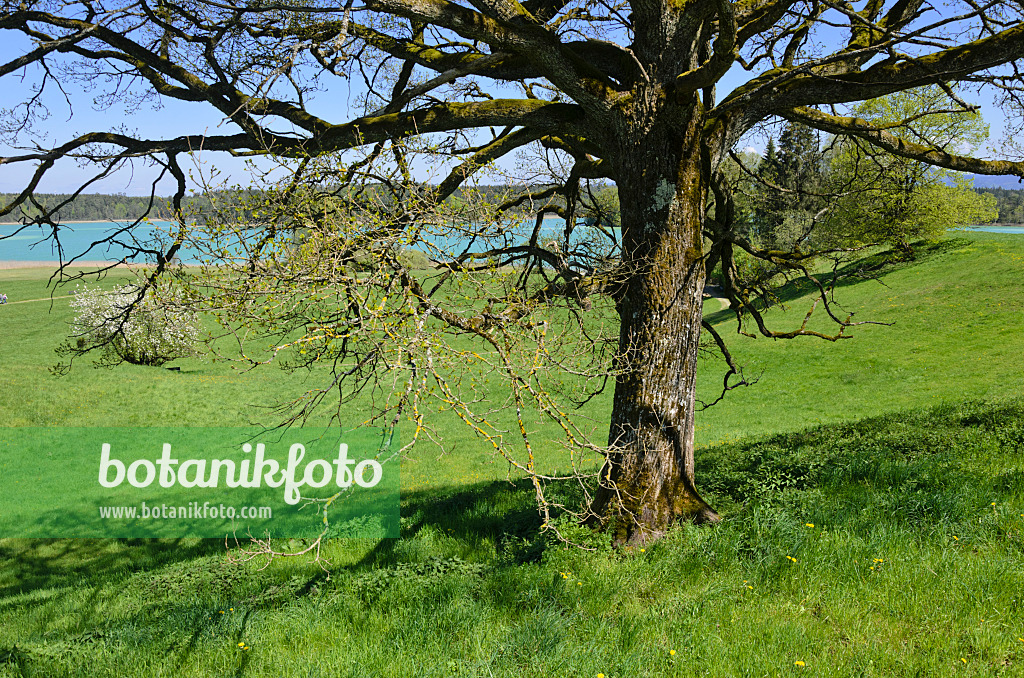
left=0, top=193, right=210, bottom=223
left=0, top=185, right=561, bottom=224
left=3, top=185, right=1022, bottom=224
left=973, top=187, right=1024, bottom=223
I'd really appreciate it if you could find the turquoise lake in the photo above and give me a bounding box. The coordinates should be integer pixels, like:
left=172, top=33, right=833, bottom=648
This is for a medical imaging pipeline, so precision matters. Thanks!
left=0, top=219, right=587, bottom=264
left=958, top=225, right=1024, bottom=234
left=0, top=222, right=178, bottom=263
left=1, top=220, right=1020, bottom=264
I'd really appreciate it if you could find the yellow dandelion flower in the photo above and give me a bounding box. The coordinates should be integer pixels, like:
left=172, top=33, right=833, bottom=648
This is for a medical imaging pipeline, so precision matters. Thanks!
left=961, top=658, right=967, bottom=664
left=238, top=642, right=245, bottom=647
left=219, top=610, right=225, bottom=614
left=598, top=673, right=605, bottom=678
left=670, top=650, right=676, bottom=656
left=794, top=661, right=805, bottom=667
left=747, top=585, right=754, bottom=590
left=787, top=555, right=797, bottom=563
left=805, top=523, right=814, bottom=528
left=953, top=536, right=959, bottom=540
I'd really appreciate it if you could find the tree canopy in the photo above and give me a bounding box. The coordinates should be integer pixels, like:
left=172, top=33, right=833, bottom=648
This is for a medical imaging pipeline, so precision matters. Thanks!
left=5, top=0, right=1024, bottom=543
left=821, top=86, right=998, bottom=256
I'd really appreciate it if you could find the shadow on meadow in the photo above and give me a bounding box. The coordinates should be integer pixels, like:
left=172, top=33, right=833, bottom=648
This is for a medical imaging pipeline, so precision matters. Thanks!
left=299, top=395, right=1024, bottom=584
left=697, top=399, right=1024, bottom=534
left=0, top=538, right=225, bottom=601
left=334, top=478, right=549, bottom=599
left=1, top=399, right=1022, bottom=677
left=702, top=237, right=974, bottom=326
left=4, top=396, right=1020, bottom=611
left=329, top=398, right=1024, bottom=599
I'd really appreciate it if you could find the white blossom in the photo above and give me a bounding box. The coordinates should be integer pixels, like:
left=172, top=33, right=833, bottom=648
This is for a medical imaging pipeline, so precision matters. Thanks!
left=69, top=284, right=200, bottom=366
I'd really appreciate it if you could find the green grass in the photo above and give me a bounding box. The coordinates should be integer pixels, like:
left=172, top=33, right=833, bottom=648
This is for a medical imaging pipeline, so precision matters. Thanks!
left=0, top=401, right=1021, bottom=676
left=0, top=232, right=1023, bottom=676
left=694, top=234, right=1024, bottom=441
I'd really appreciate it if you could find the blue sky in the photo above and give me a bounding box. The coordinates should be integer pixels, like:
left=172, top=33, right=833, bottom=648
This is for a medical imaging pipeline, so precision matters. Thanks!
left=0, top=13, right=1018, bottom=196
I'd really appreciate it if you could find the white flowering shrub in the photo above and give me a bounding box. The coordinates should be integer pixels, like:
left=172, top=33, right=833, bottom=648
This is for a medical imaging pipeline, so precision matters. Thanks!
left=68, top=284, right=200, bottom=366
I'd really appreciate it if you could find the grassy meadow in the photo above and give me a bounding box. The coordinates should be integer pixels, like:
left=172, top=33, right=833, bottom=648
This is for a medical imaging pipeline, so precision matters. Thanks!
left=0, top=231, right=1022, bottom=676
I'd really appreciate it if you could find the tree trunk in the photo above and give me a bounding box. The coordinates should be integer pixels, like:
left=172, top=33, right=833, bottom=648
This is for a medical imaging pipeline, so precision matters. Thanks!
left=894, top=237, right=916, bottom=261
left=589, top=109, right=720, bottom=544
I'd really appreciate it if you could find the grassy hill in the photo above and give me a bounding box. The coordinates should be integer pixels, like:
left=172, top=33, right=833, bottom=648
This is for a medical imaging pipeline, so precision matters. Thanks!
left=0, top=232, right=1022, bottom=676
left=695, top=234, right=1024, bottom=443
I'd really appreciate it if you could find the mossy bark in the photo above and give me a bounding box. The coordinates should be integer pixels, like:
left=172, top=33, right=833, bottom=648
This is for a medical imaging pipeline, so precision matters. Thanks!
left=589, top=107, right=720, bottom=544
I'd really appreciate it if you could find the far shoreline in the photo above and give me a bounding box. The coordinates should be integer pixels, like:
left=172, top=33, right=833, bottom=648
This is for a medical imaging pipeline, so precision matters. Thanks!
left=0, top=219, right=163, bottom=226
left=2, top=213, right=569, bottom=227
left=0, top=261, right=141, bottom=270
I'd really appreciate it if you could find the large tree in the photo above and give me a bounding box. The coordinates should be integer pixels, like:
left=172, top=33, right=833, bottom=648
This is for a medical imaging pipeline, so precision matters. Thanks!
left=4, top=0, right=1024, bottom=543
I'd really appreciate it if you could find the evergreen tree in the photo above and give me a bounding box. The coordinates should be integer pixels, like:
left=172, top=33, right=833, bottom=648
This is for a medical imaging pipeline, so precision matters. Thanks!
left=777, top=124, right=825, bottom=213
left=751, top=138, right=784, bottom=245
left=751, top=124, right=825, bottom=248
left=973, top=187, right=1024, bottom=223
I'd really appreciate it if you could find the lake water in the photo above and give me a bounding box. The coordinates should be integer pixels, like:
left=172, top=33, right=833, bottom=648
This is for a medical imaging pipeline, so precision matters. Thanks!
left=2, top=219, right=1020, bottom=263
left=0, top=218, right=586, bottom=264
left=0, top=221, right=182, bottom=263
left=958, top=225, right=1024, bottom=234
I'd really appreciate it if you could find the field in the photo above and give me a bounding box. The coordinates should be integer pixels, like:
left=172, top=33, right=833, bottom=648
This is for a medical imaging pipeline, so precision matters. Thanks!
left=0, top=232, right=1022, bottom=676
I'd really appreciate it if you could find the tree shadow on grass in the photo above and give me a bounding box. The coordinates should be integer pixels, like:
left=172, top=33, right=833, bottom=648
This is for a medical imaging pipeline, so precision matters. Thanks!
left=352, top=478, right=546, bottom=570
left=695, top=398, right=1024, bottom=529
left=0, top=537, right=224, bottom=600
left=9, top=398, right=1023, bottom=677
left=702, top=238, right=974, bottom=326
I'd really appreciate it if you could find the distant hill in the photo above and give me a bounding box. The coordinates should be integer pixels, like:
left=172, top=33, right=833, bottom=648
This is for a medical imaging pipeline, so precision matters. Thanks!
left=967, top=173, right=1024, bottom=190
left=972, top=186, right=1024, bottom=223
left=0, top=193, right=180, bottom=223
left=0, top=185, right=557, bottom=224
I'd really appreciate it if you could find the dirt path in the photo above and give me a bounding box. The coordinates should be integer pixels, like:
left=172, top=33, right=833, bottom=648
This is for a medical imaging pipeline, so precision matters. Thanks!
left=704, top=285, right=731, bottom=310
left=5, top=281, right=735, bottom=308
left=3, top=295, right=73, bottom=305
